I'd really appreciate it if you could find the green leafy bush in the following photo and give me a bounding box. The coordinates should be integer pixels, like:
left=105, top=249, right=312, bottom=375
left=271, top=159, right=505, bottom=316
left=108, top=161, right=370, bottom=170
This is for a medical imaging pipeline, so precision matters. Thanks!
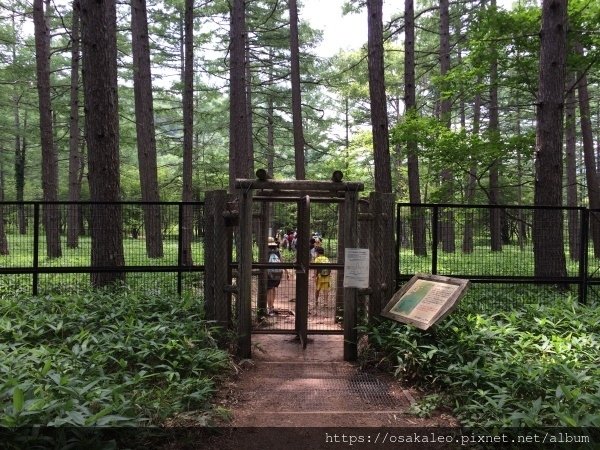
left=0, top=287, right=230, bottom=426
left=364, top=295, right=600, bottom=427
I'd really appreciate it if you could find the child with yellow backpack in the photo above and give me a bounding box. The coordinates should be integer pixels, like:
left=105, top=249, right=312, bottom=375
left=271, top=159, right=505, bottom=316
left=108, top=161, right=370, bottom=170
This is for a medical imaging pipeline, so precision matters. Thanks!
left=314, top=246, right=331, bottom=306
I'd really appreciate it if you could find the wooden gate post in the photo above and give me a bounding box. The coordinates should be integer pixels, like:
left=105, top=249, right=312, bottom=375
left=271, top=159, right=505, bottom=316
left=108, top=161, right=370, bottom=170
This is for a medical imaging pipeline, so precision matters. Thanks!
left=343, top=190, right=359, bottom=361
left=237, top=189, right=254, bottom=358
left=369, top=192, right=396, bottom=320
left=257, top=201, right=269, bottom=314
left=204, top=190, right=230, bottom=331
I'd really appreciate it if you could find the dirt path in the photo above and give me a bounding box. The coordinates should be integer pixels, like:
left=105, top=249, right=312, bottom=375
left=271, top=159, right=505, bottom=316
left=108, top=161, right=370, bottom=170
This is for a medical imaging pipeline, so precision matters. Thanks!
left=160, top=334, right=458, bottom=449
left=216, top=334, right=456, bottom=428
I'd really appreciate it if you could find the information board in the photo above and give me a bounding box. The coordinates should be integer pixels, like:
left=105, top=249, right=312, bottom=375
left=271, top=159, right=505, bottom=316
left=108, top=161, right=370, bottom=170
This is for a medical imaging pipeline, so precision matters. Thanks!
left=381, top=274, right=470, bottom=330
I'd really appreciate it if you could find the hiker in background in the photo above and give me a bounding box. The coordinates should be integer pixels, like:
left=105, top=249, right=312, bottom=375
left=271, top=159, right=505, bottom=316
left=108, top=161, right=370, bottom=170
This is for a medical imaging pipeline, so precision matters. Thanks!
left=281, top=232, right=289, bottom=250
left=267, top=238, right=288, bottom=315
left=310, top=236, right=322, bottom=261
left=313, top=246, right=331, bottom=306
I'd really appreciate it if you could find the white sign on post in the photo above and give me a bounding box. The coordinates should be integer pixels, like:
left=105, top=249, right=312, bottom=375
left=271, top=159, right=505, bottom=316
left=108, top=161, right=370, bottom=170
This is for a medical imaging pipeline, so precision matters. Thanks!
left=343, top=248, right=370, bottom=289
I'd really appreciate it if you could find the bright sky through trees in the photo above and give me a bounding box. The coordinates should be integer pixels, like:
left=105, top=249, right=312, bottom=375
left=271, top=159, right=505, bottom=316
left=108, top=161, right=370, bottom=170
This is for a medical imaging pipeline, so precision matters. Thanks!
left=302, top=0, right=515, bottom=57
left=301, top=0, right=379, bottom=56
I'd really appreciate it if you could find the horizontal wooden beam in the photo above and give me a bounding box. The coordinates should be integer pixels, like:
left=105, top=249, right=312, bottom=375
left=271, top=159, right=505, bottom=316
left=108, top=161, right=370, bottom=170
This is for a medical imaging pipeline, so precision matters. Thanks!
left=235, top=178, right=364, bottom=192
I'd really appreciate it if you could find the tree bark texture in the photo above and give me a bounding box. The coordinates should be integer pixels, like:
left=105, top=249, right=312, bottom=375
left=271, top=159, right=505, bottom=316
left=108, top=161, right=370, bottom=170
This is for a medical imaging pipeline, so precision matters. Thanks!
left=229, top=0, right=250, bottom=190
left=438, top=0, right=454, bottom=253
left=80, top=0, right=125, bottom=286
left=533, top=0, right=568, bottom=279
left=245, top=27, right=254, bottom=177
left=404, top=0, right=427, bottom=256
left=14, top=97, right=26, bottom=235
left=289, top=0, right=306, bottom=179
left=33, top=0, right=62, bottom=258
left=11, top=15, right=27, bottom=235
left=181, top=0, right=194, bottom=266
left=131, top=0, right=164, bottom=258
left=367, top=0, right=392, bottom=193
left=488, top=0, right=502, bottom=252
left=267, top=48, right=275, bottom=177
left=0, top=163, right=8, bottom=255
left=67, top=0, right=82, bottom=249
left=564, top=74, right=579, bottom=261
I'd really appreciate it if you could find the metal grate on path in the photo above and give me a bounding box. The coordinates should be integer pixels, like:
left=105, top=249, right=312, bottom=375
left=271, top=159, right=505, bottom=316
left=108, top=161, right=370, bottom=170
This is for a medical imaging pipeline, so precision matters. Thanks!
left=254, top=362, right=410, bottom=412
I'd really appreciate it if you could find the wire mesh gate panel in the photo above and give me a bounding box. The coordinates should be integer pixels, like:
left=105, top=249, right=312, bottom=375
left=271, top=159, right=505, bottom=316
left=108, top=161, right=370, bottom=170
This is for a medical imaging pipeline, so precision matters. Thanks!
left=250, top=199, right=343, bottom=333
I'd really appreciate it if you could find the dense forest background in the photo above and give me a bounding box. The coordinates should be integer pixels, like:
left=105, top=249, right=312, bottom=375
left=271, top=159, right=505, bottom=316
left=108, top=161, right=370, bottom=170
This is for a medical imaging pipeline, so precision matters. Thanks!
left=0, top=0, right=598, bottom=280
left=1, top=0, right=596, bottom=203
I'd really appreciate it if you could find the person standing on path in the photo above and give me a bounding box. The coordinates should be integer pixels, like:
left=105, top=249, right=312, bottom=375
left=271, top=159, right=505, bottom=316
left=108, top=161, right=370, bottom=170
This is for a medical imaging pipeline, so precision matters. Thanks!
left=267, top=238, right=289, bottom=315
left=313, top=246, right=331, bottom=306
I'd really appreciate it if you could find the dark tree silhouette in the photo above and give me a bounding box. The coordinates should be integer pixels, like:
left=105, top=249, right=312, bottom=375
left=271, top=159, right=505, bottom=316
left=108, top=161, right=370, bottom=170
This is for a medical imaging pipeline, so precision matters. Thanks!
left=532, top=0, right=568, bottom=279
left=80, top=0, right=125, bottom=286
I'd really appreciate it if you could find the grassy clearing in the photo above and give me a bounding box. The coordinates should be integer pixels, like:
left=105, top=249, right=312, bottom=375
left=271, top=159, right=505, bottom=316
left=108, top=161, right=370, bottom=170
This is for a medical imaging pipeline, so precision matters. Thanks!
left=0, top=286, right=231, bottom=427
left=362, top=291, right=600, bottom=427
left=399, top=245, right=587, bottom=277
left=0, top=234, right=205, bottom=267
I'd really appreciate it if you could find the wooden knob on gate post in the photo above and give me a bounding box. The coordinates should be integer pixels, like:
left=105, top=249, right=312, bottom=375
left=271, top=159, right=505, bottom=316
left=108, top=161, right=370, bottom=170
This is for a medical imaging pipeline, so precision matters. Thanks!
left=256, top=169, right=269, bottom=181
left=331, top=170, right=344, bottom=182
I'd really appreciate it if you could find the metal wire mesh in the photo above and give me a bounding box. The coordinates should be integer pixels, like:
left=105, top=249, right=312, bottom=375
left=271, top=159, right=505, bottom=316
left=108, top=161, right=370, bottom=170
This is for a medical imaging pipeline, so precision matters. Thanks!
left=3, top=201, right=600, bottom=307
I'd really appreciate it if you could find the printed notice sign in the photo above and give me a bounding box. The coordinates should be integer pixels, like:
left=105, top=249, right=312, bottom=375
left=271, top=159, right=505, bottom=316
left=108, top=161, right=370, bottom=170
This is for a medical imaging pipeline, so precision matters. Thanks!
left=343, top=248, right=369, bottom=289
left=381, top=274, right=470, bottom=330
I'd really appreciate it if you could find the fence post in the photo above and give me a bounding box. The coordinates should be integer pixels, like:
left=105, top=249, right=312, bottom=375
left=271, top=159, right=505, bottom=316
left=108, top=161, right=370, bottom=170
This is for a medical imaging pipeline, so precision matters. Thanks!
left=237, top=190, right=253, bottom=359
left=431, top=205, right=439, bottom=275
left=204, top=191, right=230, bottom=328
left=578, top=207, right=589, bottom=304
left=343, top=190, right=359, bottom=361
left=33, top=203, right=39, bottom=296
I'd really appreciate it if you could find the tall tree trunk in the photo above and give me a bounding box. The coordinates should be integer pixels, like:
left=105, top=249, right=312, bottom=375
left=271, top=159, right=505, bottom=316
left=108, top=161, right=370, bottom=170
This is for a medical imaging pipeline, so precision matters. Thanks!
left=181, top=0, right=194, bottom=266
left=245, top=24, right=254, bottom=177
left=463, top=84, right=482, bottom=254
left=488, top=0, right=502, bottom=252
left=438, top=0, right=454, bottom=252
left=67, top=0, right=82, bottom=249
left=0, top=158, right=8, bottom=255
left=33, top=0, right=61, bottom=258
left=267, top=49, right=275, bottom=178
left=81, top=0, right=125, bottom=286
left=515, top=103, right=527, bottom=249
left=229, top=0, right=250, bottom=190
left=532, top=0, right=568, bottom=279
left=574, top=42, right=600, bottom=258
left=404, top=0, right=426, bottom=256
left=367, top=0, right=392, bottom=193
left=14, top=99, right=26, bottom=235
left=597, top=97, right=600, bottom=174
left=131, top=0, right=163, bottom=258
left=12, top=15, right=26, bottom=235
left=565, top=74, right=579, bottom=261
left=289, top=0, right=306, bottom=179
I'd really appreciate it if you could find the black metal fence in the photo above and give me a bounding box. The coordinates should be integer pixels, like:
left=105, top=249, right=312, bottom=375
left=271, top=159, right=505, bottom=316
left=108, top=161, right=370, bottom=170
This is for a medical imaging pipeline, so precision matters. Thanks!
left=397, top=203, right=600, bottom=307
left=2, top=201, right=600, bottom=307
left=0, top=202, right=205, bottom=296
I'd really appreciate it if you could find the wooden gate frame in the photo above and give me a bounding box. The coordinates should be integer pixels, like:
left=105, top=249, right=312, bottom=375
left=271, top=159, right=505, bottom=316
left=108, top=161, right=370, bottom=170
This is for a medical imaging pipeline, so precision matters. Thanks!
left=204, top=171, right=396, bottom=362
